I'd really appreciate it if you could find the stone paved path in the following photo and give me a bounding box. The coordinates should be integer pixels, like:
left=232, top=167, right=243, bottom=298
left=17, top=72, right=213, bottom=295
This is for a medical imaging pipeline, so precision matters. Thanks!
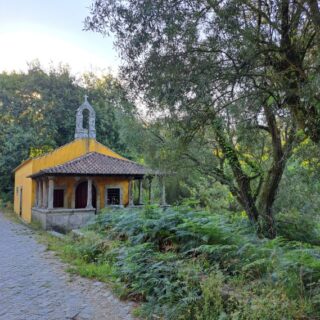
left=0, top=212, right=134, bottom=320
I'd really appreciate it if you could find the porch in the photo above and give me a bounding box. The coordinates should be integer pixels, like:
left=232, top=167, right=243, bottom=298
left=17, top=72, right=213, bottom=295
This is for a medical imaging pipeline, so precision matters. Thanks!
left=29, top=152, right=167, bottom=231
left=31, top=174, right=167, bottom=231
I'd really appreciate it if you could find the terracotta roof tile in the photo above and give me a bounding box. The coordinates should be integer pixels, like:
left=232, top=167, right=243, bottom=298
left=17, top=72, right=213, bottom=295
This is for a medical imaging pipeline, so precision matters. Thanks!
left=29, top=152, right=150, bottom=178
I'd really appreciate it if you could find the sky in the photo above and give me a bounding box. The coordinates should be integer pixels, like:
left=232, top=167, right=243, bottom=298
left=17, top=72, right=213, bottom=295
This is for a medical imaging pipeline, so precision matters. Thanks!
left=0, top=0, right=119, bottom=75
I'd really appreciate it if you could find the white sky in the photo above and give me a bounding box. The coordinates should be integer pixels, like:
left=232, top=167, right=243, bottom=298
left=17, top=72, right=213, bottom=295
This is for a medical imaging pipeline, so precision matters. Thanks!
left=0, top=0, right=119, bottom=75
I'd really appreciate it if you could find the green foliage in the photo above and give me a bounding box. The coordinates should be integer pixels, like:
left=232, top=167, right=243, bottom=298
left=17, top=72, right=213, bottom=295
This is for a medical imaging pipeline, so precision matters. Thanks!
left=0, top=63, right=139, bottom=201
left=184, top=177, right=234, bottom=212
left=67, top=260, right=114, bottom=282
left=234, top=286, right=304, bottom=320
left=86, top=0, right=320, bottom=237
left=276, top=210, right=320, bottom=245
left=195, top=270, right=225, bottom=320
left=275, top=140, right=320, bottom=219
left=57, top=206, right=320, bottom=319
left=65, top=231, right=118, bottom=264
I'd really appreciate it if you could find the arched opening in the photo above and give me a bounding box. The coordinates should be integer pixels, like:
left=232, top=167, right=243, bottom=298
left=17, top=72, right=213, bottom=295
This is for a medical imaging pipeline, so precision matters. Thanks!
left=82, top=108, right=90, bottom=130
left=75, top=181, right=96, bottom=209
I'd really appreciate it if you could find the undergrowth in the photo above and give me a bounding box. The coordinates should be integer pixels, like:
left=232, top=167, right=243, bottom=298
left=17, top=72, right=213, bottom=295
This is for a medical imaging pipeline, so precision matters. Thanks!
left=48, top=206, right=320, bottom=319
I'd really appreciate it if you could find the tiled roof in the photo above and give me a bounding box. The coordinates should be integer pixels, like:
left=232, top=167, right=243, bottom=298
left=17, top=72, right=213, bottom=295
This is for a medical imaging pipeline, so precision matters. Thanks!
left=29, top=152, right=150, bottom=178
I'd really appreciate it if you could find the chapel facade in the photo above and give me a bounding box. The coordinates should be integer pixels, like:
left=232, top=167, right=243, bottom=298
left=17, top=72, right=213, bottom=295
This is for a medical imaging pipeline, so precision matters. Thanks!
left=13, top=97, right=165, bottom=231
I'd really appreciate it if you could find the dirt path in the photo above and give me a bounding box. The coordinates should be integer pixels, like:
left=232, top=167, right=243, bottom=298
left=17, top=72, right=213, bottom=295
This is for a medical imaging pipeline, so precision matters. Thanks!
left=0, top=211, right=134, bottom=320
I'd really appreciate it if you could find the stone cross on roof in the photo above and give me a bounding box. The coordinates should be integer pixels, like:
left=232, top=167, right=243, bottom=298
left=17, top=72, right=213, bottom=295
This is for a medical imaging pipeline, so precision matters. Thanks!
left=74, top=96, right=96, bottom=140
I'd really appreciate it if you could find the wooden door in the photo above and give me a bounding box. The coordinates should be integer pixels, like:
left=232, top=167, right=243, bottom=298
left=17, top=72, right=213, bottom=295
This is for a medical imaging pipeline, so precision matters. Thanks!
left=75, top=181, right=96, bottom=208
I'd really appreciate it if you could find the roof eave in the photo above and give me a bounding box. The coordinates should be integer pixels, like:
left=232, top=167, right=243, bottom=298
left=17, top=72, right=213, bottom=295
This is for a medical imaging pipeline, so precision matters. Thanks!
left=28, top=172, right=147, bottom=179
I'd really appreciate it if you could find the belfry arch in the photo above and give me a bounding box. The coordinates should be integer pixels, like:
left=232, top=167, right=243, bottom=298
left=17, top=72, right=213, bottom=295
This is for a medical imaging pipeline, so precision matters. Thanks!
left=74, top=95, right=96, bottom=139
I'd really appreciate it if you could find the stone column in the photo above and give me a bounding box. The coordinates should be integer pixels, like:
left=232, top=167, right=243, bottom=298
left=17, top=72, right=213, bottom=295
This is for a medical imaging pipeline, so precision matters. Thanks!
left=38, top=179, right=43, bottom=208
left=138, top=179, right=143, bottom=205
left=48, top=177, right=55, bottom=210
left=159, top=176, right=167, bottom=206
left=128, top=178, right=134, bottom=207
left=37, top=180, right=41, bottom=207
left=86, top=178, right=93, bottom=209
left=148, top=176, right=153, bottom=204
left=42, top=179, right=48, bottom=209
left=35, top=180, right=39, bottom=207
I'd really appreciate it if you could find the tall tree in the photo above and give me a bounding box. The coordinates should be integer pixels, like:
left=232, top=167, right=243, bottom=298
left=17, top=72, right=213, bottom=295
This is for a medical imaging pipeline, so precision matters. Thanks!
left=85, top=0, right=320, bottom=237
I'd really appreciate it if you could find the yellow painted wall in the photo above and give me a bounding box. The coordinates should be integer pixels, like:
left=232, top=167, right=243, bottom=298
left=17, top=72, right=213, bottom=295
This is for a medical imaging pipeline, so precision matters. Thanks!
left=13, top=160, right=33, bottom=222
left=13, top=138, right=131, bottom=222
left=32, top=138, right=126, bottom=174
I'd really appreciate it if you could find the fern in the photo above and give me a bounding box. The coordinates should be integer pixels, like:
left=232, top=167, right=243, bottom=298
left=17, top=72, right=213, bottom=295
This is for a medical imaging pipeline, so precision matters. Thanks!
left=70, top=205, right=320, bottom=319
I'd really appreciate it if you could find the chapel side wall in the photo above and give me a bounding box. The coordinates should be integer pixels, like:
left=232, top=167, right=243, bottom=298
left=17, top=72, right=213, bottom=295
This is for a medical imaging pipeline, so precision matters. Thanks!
left=14, top=161, right=33, bottom=222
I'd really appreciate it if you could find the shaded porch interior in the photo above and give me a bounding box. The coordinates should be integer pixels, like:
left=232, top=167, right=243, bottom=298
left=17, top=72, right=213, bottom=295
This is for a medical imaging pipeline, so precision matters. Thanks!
left=32, top=174, right=167, bottom=212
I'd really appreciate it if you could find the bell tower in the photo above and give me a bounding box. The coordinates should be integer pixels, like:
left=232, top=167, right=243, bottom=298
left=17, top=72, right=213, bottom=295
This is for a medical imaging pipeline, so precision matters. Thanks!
left=75, top=95, right=96, bottom=139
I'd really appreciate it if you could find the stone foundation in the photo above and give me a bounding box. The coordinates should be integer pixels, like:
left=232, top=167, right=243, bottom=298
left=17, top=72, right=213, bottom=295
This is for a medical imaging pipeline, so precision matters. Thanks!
left=32, top=208, right=96, bottom=232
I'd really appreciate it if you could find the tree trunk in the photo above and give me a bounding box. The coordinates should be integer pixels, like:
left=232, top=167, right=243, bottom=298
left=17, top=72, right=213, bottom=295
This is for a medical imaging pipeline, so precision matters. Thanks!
left=212, top=106, right=295, bottom=238
left=257, top=161, right=285, bottom=238
left=213, top=119, right=260, bottom=224
left=256, top=105, right=295, bottom=238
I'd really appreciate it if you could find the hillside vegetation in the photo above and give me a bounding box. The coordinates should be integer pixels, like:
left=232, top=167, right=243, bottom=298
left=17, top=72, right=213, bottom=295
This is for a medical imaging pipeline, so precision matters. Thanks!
left=49, top=206, right=320, bottom=319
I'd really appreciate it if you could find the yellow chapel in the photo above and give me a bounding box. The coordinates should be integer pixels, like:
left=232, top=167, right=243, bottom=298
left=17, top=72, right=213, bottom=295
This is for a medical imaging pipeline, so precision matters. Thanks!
left=13, top=97, right=165, bottom=231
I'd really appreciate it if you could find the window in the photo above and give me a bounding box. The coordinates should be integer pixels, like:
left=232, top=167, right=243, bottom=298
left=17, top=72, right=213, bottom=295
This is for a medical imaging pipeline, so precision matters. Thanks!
left=82, top=108, right=89, bottom=130
left=107, top=188, right=120, bottom=205
left=53, top=189, right=64, bottom=208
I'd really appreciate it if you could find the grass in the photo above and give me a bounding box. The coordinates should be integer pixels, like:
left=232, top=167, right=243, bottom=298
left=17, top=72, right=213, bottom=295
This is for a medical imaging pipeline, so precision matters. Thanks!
left=66, top=259, right=114, bottom=281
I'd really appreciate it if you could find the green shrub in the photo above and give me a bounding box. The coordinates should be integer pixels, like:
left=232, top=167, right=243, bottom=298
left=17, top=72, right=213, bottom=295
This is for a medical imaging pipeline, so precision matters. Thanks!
left=64, top=231, right=119, bottom=264
left=276, top=210, right=320, bottom=245
left=55, top=206, right=320, bottom=319
left=114, top=243, right=202, bottom=319
left=234, top=287, right=304, bottom=320
left=195, top=270, right=225, bottom=320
